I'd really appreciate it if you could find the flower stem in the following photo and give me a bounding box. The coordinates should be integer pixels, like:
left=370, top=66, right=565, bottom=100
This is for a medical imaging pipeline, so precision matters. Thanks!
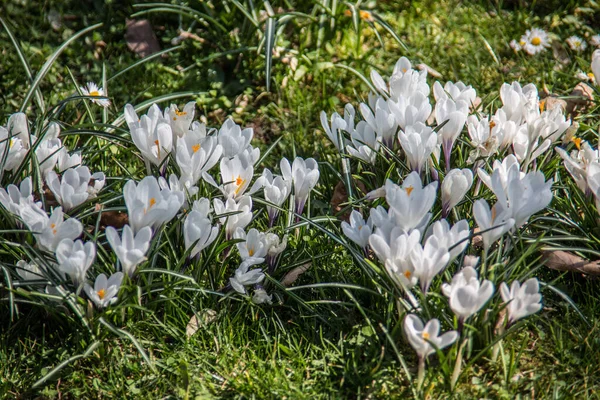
left=417, top=356, right=426, bottom=390
left=451, top=337, right=468, bottom=390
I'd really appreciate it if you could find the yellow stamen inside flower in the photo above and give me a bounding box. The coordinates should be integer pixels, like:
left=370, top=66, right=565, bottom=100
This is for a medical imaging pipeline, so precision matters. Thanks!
left=154, top=140, right=160, bottom=157
left=149, top=198, right=156, bottom=208
left=404, top=270, right=412, bottom=279
left=234, top=175, right=246, bottom=195
left=175, top=110, right=187, bottom=116
left=192, top=144, right=201, bottom=153
left=489, top=120, right=496, bottom=130
left=531, top=37, right=541, bottom=46
left=50, top=223, right=57, bottom=235
left=97, top=289, right=106, bottom=299
left=359, top=10, right=373, bottom=21
left=539, top=99, right=546, bottom=112
left=173, top=117, right=177, bottom=121
left=422, top=332, right=430, bottom=340
left=89, top=91, right=100, bottom=97
left=572, top=137, right=582, bottom=150
left=588, top=72, right=595, bottom=79
left=249, top=248, right=254, bottom=257
left=405, top=186, right=414, bottom=196
left=402, top=68, right=407, bottom=73
left=9, top=138, right=14, bottom=149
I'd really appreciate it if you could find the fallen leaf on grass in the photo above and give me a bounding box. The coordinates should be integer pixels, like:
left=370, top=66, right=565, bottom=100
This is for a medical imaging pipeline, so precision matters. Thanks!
left=281, top=263, right=310, bottom=287
left=542, top=249, right=600, bottom=275
left=186, top=309, right=217, bottom=337
left=566, top=82, right=594, bottom=116
left=125, top=19, right=161, bottom=58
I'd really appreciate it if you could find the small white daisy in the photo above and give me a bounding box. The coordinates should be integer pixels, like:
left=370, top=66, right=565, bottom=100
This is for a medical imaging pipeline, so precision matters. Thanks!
left=590, top=34, right=600, bottom=47
left=521, top=28, right=550, bottom=55
left=566, top=35, right=587, bottom=52
left=575, top=70, right=594, bottom=82
left=509, top=39, right=521, bottom=52
left=80, top=82, right=110, bottom=108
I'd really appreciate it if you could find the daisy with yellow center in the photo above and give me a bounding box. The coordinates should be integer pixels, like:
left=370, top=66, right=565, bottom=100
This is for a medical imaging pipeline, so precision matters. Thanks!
left=566, top=35, right=587, bottom=52
left=521, top=28, right=550, bottom=56
left=80, top=82, right=110, bottom=108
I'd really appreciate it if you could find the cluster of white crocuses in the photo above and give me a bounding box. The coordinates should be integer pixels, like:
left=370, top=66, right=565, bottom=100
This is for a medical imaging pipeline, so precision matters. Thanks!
left=123, top=103, right=319, bottom=300
left=327, top=56, right=558, bottom=382
left=2, top=100, right=320, bottom=310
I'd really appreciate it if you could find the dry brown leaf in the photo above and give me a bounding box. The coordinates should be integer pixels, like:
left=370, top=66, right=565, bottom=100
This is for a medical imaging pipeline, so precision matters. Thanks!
left=186, top=309, right=217, bottom=337
left=330, top=180, right=366, bottom=221
left=552, top=42, right=571, bottom=65
left=542, top=249, right=600, bottom=275
left=543, top=96, right=567, bottom=113
left=125, top=19, right=161, bottom=58
left=417, top=63, right=442, bottom=79
left=472, top=227, right=483, bottom=248
left=281, top=263, right=311, bottom=287
left=100, top=211, right=129, bottom=229
left=566, top=82, right=594, bottom=116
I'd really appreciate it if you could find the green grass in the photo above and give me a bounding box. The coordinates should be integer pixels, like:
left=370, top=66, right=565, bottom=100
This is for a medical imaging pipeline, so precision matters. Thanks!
left=2, top=0, right=600, bottom=398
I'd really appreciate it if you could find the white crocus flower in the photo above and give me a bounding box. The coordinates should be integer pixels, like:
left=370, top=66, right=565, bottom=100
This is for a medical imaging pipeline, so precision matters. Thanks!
left=477, top=154, right=523, bottom=193
left=106, top=225, right=153, bottom=278
left=388, top=91, right=432, bottom=130
left=370, top=229, right=420, bottom=289
left=265, top=233, right=287, bottom=258
left=56, top=148, right=82, bottom=172
left=218, top=156, right=254, bottom=199
left=6, top=112, right=31, bottom=149
left=473, top=199, right=515, bottom=250
left=80, top=82, right=110, bottom=107
left=35, top=124, right=62, bottom=177
left=123, top=176, right=184, bottom=233
left=433, top=81, right=477, bottom=107
left=500, top=278, right=542, bottom=324
left=124, top=104, right=173, bottom=168
left=360, top=97, right=398, bottom=148
left=46, top=166, right=103, bottom=211
left=320, top=110, right=347, bottom=151
left=16, top=260, right=45, bottom=282
left=499, top=82, right=539, bottom=125
left=164, top=101, right=195, bottom=139
left=593, top=50, right=600, bottom=86
left=556, top=140, right=600, bottom=194
left=282, top=157, right=320, bottom=216
left=341, top=210, right=373, bottom=249
left=263, top=168, right=292, bottom=226
left=466, top=115, right=498, bottom=163
left=20, top=206, right=83, bottom=252
left=435, top=97, right=469, bottom=170
left=490, top=109, right=518, bottom=150
left=252, top=288, right=273, bottom=305
left=56, top=238, right=96, bottom=287
left=176, top=132, right=223, bottom=187
left=229, top=261, right=265, bottom=294
left=346, top=120, right=380, bottom=165
left=410, top=235, right=450, bottom=293
left=398, top=122, right=437, bottom=174
left=480, top=156, right=553, bottom=229
left=218, top=118, right=253, bottom=158
left=0, top=125, right=26, bottom=171
left=183, top=208, right=219, bottom=259
left=441, top=168, right=473, bottom=216
left=0, top=177, right=41, bottom=216
left=213, top=195, right=252, bottom=239
left=404, top=314, right=458, bottom=359
left=442, top=267, right=494, bottom=321
left=84, top=272, right=124, bottom=309
left=234, top=228, right=269, bottom=266
left=158, top=173, right=197, bottom=211
left=425, top=219, right=470, bottom=262
left=385, top=172, right=437, bottom=235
